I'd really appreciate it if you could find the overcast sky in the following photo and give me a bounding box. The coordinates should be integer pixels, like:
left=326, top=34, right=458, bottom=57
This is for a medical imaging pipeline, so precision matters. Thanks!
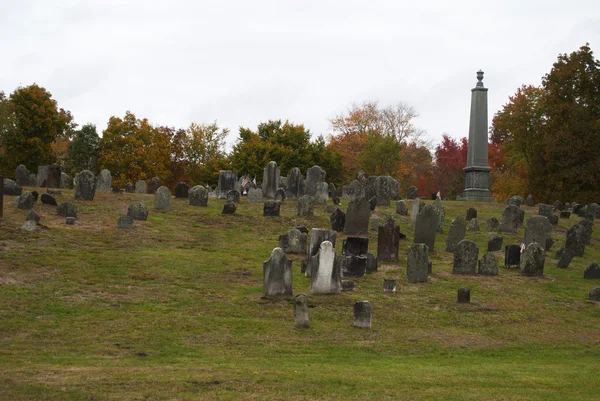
left=2, top=0, right=599, bottom=150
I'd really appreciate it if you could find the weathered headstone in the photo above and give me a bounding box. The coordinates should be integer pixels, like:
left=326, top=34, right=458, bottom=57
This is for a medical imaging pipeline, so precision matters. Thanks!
left=262, top=161, right=280, bottom=198
left=409, top=198, right=420, bottom=227
left=26, top=209, right=40, bottom=224
left=467, top=218, right=480, bottom=231
left=370, top=218, right=380, bottom=232
left=127, top=202, right=148, bottom=220
left=330, top=208, right=346, bottom=232
left=313, top=182, right=329, bottom=205
left=305, top=165, right=326, bottom=198
left=274, top=188, right=286, bottom=202
left=488, top=236, right=503, bottom=252
left=57, top=201, right=77, bottom=218
left=279, top=228, right=307, bottom=254
left=565, top=223, right=586, bottom=257
left=341, top=254, right=367, bottom=278
left=432, top=198, right=445, bottom=233
left=17, top=192, right=35, bottom=210
left=487, top=217, right=499, bottom=232
left=294, top=294, right=310, bottom=328
left=117, top=216, right=133, bottom=229
left=589, top=287, right=600, bottom=301
left=174, top=182, right=190, bottom=198
left=377, top=216, right=400, bottom=261
left=146, top=177, right=161, bottom=194
left=466, top=207, right=477, bottom=221
left=457, top=288, right=471, bottom=304
left=124, top=182, right=134, bottom=193
left=584, top=262, right=600, bottom=280
left=478, top=252, right=498, bottom=276
left=40, top=193, right=57, bottom=206
left=373, top=176, right=391, bottom=206
left=74, top=170, right=96, bottom=201
left=29, top=174, right=36, bottom=187
left=95, top=169, right=112, bottom=192
left=3, top=178, right=22, bottom=196
left=407, top=186, right=418, bottom=200
left=310, top=241, right=341, bottom=294
left=504, top=245, right=521, bottom=268
left=286, top=168, right=304, bottom=199
left=579, top=219, right=593, bottom=245
left=453, top=240, right=479, bottom=274
left=342, top=180, right=364, bottom=201
left=353, top=301, right=371, bottom=329
left=15, top=165, right=30, bottom=186
left=36, top=165, right=48, bottom=187
left=263, top=200, right=280, bottom=217
left=217, top=171, right=237, bottom=199
left=21, top=220, right=37, bottom=232
left=344, top=198, right=370, bottom=235
left=226, top=190, right=240, bottom=203
left=189, top=185, right=208, bottom=206
left=222, top=202, right=236, bottom=214
left=248, top=187, right=264, bottom=203
left=538, top=204, right=555, bottom=218
left=557, top=248, right=574, bottom=269
left=500, top=205, right=520, bottom=233
left=263, top=248, right=292, bottom=296
left=413, top=204, right=439, bottom=251
left=407, top=243, right=429, bottom=283
left=506, top=195, right=524, bottom=207
left=297, top=195, right=314, bottom=217
left=135, top=180, right=147, bottom=194
left=383, top=279, right=397, bottom=292
left=445, top=216, right=466, bottom=252
left=524, top=216, right=552, bottom=250
left=520, top=242, right=545, bottom=276
left=154, top=186, right=172, bottom=211
left=60, top=173, right=72, bottom=189
left=396, top=200, right=408, bottom=216
left=306, top=228, right=337, bottom=277
left=526, top=194, right=534, bottom=206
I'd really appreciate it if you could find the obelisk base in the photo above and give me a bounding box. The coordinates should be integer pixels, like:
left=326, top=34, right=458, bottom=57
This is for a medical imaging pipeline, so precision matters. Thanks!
left=456, top=166, right=497, bottom=202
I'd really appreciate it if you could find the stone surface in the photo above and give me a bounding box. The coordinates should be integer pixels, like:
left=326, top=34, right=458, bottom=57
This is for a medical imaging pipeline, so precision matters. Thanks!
left=341, top=280, right=355, bottom=291
left=584, top=262, right=600, bottom=279
left=40, top=193, right=57, bottom=206
left=305, top=165, right=326, bottom=197
left=353, top=301, right=371, bottom=329
left=526, top=194, right=534, bottom=206
left=344, top=198, right=370, bottom=235
left=226, top=190, right=240, bottom=203
left=524, top=216, right=552, bottom=250
left=189, top=185, right=208, bottom=206
left=125, top=182, right=134, bottom=193
left=297, top=195, right=314, bottom=217
left=478, top=252, right=499, bottom=276
left=407, top=186, right=418, bottom=200
left=445, top=216, right=466, bottom=252
left=373, top=176, right=392, bottom=206
left=306, top=229, right=337, bottom=277
left=342, top=180, right=364, bottom=201
left=60, top=172, right=72, bottom=189
left=37, top=165, right=48, bottom=187
left=112, top=185, right=121, bottom=193
left=117, top=215, right=134, bottom=229
left=96, top=169, right=112, bottom=192
left=488, top=236, right=503, bottom=252
left=453, top=240, right=479, bottom=274
left=538, top=204, right=555, bottom=218
left=154, top=186, right=172, bottom=211
left=342, top=237, right=368, bottom=256
left=294, top=294, right=310, bottom=328
left=578, top=219, right=593, bottom=245
left=274, top=188, right=286, bottom=202
left=127, top=202, right=148, bottom=220
left=15, top=165, right=30, bottom=186
left=74, top=170, right=96, bottom=200
left=559, top=210, right=571, bottom=219
left=286, top=168, right=304, bottom=199
left=3, top=178, right=23, bottom=196
left=262, top=161, right=280, bottom=198
left=377, top=216, right=401, bottom=261
left=589, top=287, right=600, bottom=301
left=263, top=200, right=281, bottom=217
left=409, top=198, right=420, bottom=227
left=396, top=200, right=408, bottom=216
left=263, top=247, right=293, bottom=296
left=222, top=202, right=236, bottom=214
left=370, top=218, right=380, bottom=232
left=330, top=208, right=346, bottom=232
left=341, top=254, right=367, bottom=278
left=248, top=187, right=264, bottom=203
left=504, top=245, right=521, bottom=268
left=217, top=171, right=237, bottom=199
left=310, top=241, right=341, bottom=294
left=26, top=209, right=40, bottom=224
left=21, top=220, right=37, bottom=232
left=506, top=195, right=524, bottom=207
left=432, top=198, right=445, bottom=233
left=279, top=228, right=307, bottom=254
left=313, top=182, right=330, bottom=204
left=407, top=243, right=429, bottom=283
left=520, top=242, right=545, bottom=277
left=467, top=218, right=480, bottom=231
left=57, top=201, right=77, bottom=218
left=487, top=217, right=499, bottom=232
left=17, top=192, right=35, bottom=210
left=147, top=177, right=162, bottom=194
left=135, top=180, right=147, bottom=194
left=565, top=223, right=586, bottom=257
left=31, top=190, right=39, bottom=202
left=466, top=207, right=478, bottom=221
left=457, top=288, right=471, bottom=304
left=174, top=182, right=190, bottom=198
left=500, top=205, right=520, bottom=233
left=383, top=279, right=396, bottom=292
left=557, top=248, right=574, bottom=269
left=413, top=204, right=439, bottom=250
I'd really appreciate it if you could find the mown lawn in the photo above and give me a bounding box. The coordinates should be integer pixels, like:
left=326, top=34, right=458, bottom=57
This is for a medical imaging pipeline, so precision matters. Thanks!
left=0, top=189, right=599, bottom=400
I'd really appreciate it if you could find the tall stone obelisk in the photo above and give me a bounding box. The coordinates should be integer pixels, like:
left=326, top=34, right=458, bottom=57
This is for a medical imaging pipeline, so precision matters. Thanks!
left=458, top=70, right=496, bottom=202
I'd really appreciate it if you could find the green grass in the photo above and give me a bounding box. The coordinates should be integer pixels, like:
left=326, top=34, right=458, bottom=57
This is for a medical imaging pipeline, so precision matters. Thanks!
left=1, top=190, right=599, bottom=400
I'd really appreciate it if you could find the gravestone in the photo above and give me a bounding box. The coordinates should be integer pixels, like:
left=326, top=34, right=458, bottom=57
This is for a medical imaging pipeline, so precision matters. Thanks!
left=504, top=245, right=521, bottom=268
left=297, top=195, right=314, bottom=217
left=222, top=202, right=236, bottom=214
left=15, top=165, right=30, bottom=186
left=374, top=176, right=391, bottom=206
left=589, top=288, right=600, bottom=301
left=286, top=168, right=304, bottom=199
left=565, top=224, right=586, bottom=257
left=40, top=193, right=57, bottom=206
left=467, top=218, right=480, bottom=231
left=218, top=171, right=237, bottom=199
left=96, top=169, right=112, bottom=192
left=453, top=240, right=478, bottom=274
left=226, top=190, right=240, bottom=203
left=559, top=210, right=571, bottom=219
left=579, top=219, right=593, bottom=245
left=487, top=217, right=499, bottom=232
left=458, top=288, right=471, bottom=304
left=328, top=182, right=336, bottom=198
left=31, top=190, right=39, bottom=202
left=466, top=208, right=477, bottom=221
left=478, top=252, right=498, bottom=276
left=353, top=301, right=371, bottom=329
left=396, top=200, right=408, bottom=216
left=407, top=243, right=429, bottom=283
left=341, top=254, right=367, bottom=278
left=520, top=242, right=545, bottom=276
left=22, top=220, right=37, bottom=232
left=409, top=198, right=420, bottom=228
left=526, top=194, right=534, bottom=206
left=553, top=200, right=561, bottom=210
left=37, top=165, right=48, bottom=187
left=279, top=228, right=307, bottom=254
left=407, top=186, right=418, bottom=200
left=127, top=202, right=148, bottom=220
left=117, top=216, right=133, bottom=229
left=584, top=262, right=600, bottom=280
left=3, top=179, right=22, bottom=196
left=314, top=182, right=329, bottom=204
left=330, top=208, right=346, bottom=232
left=294, top=294, right=310, bottom=328
left=524, top=216, right=552, bottom=250
left=377, top=216, right=400, bottom=261
left=26, top=209, right=40, bottom=224
left=60, top=173, right=72, bottom=189
left=112, top=186, right=121, bottom=194
left=263, top=200, right=280, bottom=217
left=413, top=204, right=439, bottom=251
left=500, top=205, right=520, bottom=233
left=296, top=226, right=308, bottom=234
left=189, top=185, right=208, bottom=206
left=368, top=196, right=377, bottom=211
left=305, top=165, right=326, bottom=197
left=125, top=182, right=134, bottom=193
left=263, top=247, right=293, bottom=296
left=28, top=173, right=36, bottom=187
left=174, top=182, right=190, bottom=198
left=147, top=177, right=161, bottom=194
left=154, top=186, right=172, bottom=211
left=74, top=170, right=96, bottom=200
left=342, top=180, right=364, bottom=201
left=17, top=192, right=35, bottom=210
left=506, top=195, right=524, bottom=207
left=445, top=216, right=466, bottom=252
left=310, top=241, right=341, bottom=294
left=383, top=279, right=397, bottom=292
left=274, top=188, right=286, bottom=202
left=538, top=204, right=555, bottom=218
left=57, top=201, right=77, bottom=218
left=342, top=237, right=368, bottom=256
left=341, top=280, right=355, bottom=291
left=262, top=161, right=280, bottom=198
left=557, top=249, right=574, bottom=269
left=248, top=187, right=264, bottom=203
left=306, top=229, right=337, bottom=277
left=432, top=198, right=445, bottom=233
left=488, top=236, right=503, bottom=252
left=135, top=180, right=147, bottom=194
left=344, top=198, right=370, bottom=235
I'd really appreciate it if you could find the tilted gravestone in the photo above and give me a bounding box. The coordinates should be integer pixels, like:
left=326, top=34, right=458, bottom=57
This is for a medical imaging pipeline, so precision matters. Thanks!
left=40, top=193, right=57, bottom=206
left=487, top=216, right=500, bottom=232
left=330, top=208, right=346, bottom=232
left=584, top=262, right=600, bottom=280
left=310, top=241, right=341, bottom=294
left=286, top=167, right=304, bottom=199
left=504, top=245, right=521, bottom=268
left=74, top=170, right=96, bottom=200
left=189, top=185, right=208, bottom=206
left=127, top=202, right=148, bottom=220
left=396, top=200, right=408, bottom=216
left=57, top=201, right=77, bottom=218
left=500, top=205, right=520, bottom=233
left=263, top=247, right=293, bottom=296
left=262, top=161, right=280, bottom=198
left=174, top=182, right=190, bottom=198
left=445, top=216, right=466, bottom=252
left=344, top=198, right=370, bottom=235
left=413, top=204, right=439, bottom=251
left=154, top=186, right=172, bottom=211
left=353, top=301, right=371, bottom=329
left=135, top=180, right=147, bottom=194
left=279, top=228, right=307, bottom=254
left=263, top=200, right=280, bottom=217
left=407, top=243, right=429, bottom=283
left=15, top=165, right=30, bottom=186
left=297, top=195, right=314, bottom=217
left=478, top=252, right=499, bottom=276
left=453, top=240, right=479, bottom=274
left=305, top=165, right=326, bottom=197
left=305, top=228, right=337, bottom=277
left=524, top=216, right=552, bottom=250
left=147, top=177, right=162, bottom=194
left=407, top=186, right=418, bottom=200
left=248, top=187, right=264, bottom=203
left=377, top=216, right=401, bottom=262
left=488, top=236, right=503, bottom=252
left=218, top=170, right=237, bottom=199
left=432, top=198, right=445, bottom=233
left=557, top=248, right=574, bottom=269
left=96, top=169, right=112, bottom=192
left=520, top=242, right=545, bottom=276
left=294, top=294, right=310, bottom=328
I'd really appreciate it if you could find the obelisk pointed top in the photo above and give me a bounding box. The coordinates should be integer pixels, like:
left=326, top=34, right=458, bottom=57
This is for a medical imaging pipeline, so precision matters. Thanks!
left=476, top=70, right=484, bottom=88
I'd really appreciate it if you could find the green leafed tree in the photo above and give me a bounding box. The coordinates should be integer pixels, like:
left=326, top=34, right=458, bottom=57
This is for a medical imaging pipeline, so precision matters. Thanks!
left=184, top=121, right=230, bottom=187
left=65, top=123, right=100, bottom=175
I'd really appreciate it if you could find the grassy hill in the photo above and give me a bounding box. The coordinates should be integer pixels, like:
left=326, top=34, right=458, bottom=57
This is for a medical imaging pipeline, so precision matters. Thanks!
left=1, top=189, right=599, bottom=400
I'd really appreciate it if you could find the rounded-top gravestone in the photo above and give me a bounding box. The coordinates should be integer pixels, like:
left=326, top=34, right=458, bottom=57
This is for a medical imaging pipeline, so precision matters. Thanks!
left=3, top=178, right=23, bottom=196
left=135, top=180, right=147, bottom=194
left=128, top=202, right=148, bottom=220
left=147, top=177, right=162, bottom=194
left=15, top=165, right=30, bottom=186
left=189, top=185, right=208, bottom=206
left=96, top=169, right=112, bottom=192
left=74, top=170, right=96, bottom=201
left=154, top=186, right=172, bottom=211
left=174, top=182, right=190, bottom=198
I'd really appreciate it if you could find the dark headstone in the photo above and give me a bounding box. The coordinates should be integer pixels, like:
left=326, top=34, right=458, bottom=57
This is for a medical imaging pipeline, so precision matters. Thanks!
left=579, top=219, right=593, bottom=245
left=57, top=201, right=77, bottom=218
left=560, top=210, right=571, bottom=219
left=341, top=255, right=367, bottom=278
left=286, top=168, right=304, bottom=199
left=445, top=216, right=466, bottom=252
left=147, top=177, right=162, bottom=195
left=500, top=205, right=520, bottom=233
left=3, top=178, right=23, bottom=196
left=452, top=240, right=479, bottom=274
left=279, top=228, right=307, bottom=254
left=353, top=301, right=371, bottom=329
left=226, top=189, right=240, bottom=203
left=466, top=207, right=477, bottom=221
left=344, top=198, right=371, bottom=235
left=47, top=164, right=61, bottom=188
left=40, top=193, right=57, bottom=206
left=557, top=248, right=574, bottom=269
left=457, top=288, right=471, bottom=304
left=396, top=200, right=408, bottom=216
left=111, top=186, right=121, bottom=193
left=31, top=191, right=39, bottom=202
left=589, top=287, right=600, bottom=301
left=117, top=216, right=134, bottom=229
left=524, top=216, right=552, bottom=249
left=383, top=279, right=397, bottom=292
left=127, top=202, right=148, bottom=220
left=565, top=224, right=586, bottom=257
left=125, top=182, right=134, bottom=193
left=538, top=204, right=555, bottom=218
left=263, top=200, right=280, bottom=217
left=74, top=170, right=96, bottom=201
left=343, top=237, right=368, bottom=256
left=15, top=165, right=30, bottom=186
left=366, top=252, right=378, bottom=273
left=414, top=204, right=439, bottom=250
left=520, top=242, right=545, bottom=277
left=407, top=243, right=429, bottom=283
left=341, top=280, right=355, bottom=291
left=584, top=262, right=600, bottom=280
left=295, top=226, right=309, bottom=234
left=217, top=171, right=237, bottom=199
left=487, top=217, right=500, bottom=232
left=488, top=236, right=503, bottom=252
left=377, top=216, right=401, bottom=261
left=504, top=245, right=521, bottom=268
left=407, top=186, right=418, bottom=200
left=548, top=215, right=558, bottom=225
left=478, top=252, right=498, bottom=276
left=297, top=195, right=314, bottom=217
left=294, top=294, right=309, bottom=328
left=174, top=182, right=190, bottom=198
left=222, top=202, right=236, bottom=214
left=553, top=200, right=561, bottom=210
left=263, top=247, right=292, bottom=296
left=330, top=208, right=346, bottom=232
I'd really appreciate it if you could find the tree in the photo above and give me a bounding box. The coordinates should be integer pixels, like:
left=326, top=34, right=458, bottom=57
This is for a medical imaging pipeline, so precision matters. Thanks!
left=433, top=135, right=468, bottom=199
left=184, top=121, right=230, bottom=186
left=0, top=84, right=74, bottom=176
left=65, top=123, right=100, bottom=175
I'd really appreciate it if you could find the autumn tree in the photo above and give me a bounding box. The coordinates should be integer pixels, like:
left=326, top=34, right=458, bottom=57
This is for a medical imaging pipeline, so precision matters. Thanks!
left=433, top=135, right=468, bottom=199
left=184, top=121, right=230, bottom=187
left=65, top=123, right=100, bottom=175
